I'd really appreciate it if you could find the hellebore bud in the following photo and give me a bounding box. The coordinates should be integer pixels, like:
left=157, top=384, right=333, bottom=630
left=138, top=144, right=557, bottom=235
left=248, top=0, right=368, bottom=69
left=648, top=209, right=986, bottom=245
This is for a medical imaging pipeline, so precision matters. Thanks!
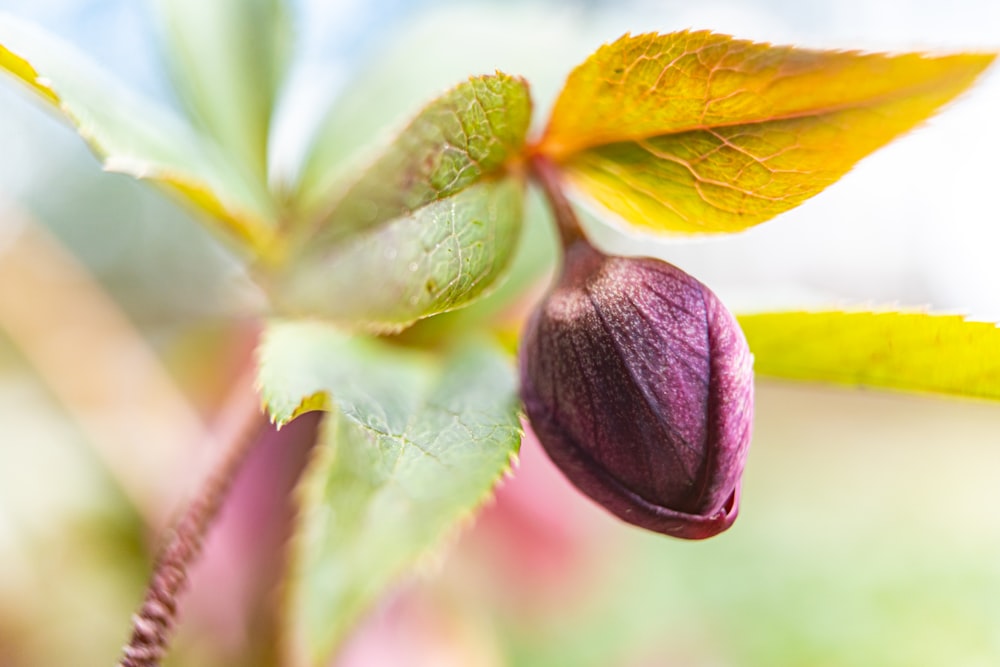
left=519, top=240, right=753, bottom=539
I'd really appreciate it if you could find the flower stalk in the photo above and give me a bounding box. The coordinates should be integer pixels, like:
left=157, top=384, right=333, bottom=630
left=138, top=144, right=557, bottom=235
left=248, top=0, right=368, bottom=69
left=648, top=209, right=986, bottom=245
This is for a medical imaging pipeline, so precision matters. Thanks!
left=529, top=155, right=584, bottom=248
left=117, top=376, right=268, bottom=667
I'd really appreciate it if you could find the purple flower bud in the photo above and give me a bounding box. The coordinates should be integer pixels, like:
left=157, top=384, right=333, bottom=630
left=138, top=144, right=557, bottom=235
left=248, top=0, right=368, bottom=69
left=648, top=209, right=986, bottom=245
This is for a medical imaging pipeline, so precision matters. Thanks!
left=519, top=240, right=753, bottom=539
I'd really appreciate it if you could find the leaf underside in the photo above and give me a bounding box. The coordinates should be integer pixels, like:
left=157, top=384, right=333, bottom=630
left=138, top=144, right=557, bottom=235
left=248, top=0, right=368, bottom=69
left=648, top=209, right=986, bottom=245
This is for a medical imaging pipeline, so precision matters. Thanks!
left=539, top=31, right=995, bottom=236
left=739, top=310, right=1000, bottom=400
left=256, top=321, right=522, bottom=666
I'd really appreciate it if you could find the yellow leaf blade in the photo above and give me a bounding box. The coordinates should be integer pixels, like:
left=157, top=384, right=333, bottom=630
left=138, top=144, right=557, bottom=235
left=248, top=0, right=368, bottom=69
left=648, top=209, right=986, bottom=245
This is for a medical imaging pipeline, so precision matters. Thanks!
left=539, top=31, right=995, bottom=235
left=739, top=310, right=1000, bottom=401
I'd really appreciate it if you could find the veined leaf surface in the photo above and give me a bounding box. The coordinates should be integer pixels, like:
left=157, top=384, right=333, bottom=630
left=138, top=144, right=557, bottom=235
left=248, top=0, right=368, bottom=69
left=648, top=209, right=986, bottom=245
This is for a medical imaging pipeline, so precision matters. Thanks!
left=306, top=73, right=531, bottom=242
left=0, top=14, right=276, bottom=251
left=278, top=74, right=531, bottom=331
left=538, top=31, right=994, bottom=235
left=739, top=310, right=1000, bottom=400
left=279, top=178, right=523, bottom=332
left=256, top=321, right=521, bottom=665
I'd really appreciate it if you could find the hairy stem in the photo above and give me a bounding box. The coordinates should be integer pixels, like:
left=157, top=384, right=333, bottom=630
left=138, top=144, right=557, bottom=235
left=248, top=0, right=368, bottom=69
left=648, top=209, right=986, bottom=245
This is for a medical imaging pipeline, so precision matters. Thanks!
left=530, top=154, right=584, bottom=247
left=116, top=373, right=267, bottom=667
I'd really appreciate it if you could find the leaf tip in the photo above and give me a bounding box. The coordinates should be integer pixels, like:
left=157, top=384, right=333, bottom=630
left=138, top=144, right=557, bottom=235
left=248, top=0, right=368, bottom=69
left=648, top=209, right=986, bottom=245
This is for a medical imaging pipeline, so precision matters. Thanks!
left=263, top=390, right=331, bottom=429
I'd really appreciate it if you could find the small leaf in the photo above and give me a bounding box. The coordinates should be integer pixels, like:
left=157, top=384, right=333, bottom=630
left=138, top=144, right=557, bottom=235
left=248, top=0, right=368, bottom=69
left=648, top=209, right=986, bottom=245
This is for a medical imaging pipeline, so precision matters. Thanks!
left=277, top=74, right=532, bottom=331
left=256, top=321, right=521, bottom=664
left=739, top=310, right=1000, bottom=400
left=402, top=187, right=561, bottom=344
left=278, top=178, right=524, bottom=332
left=306, top=72, right=531, bottom=241
left=538, top=31, right=995, bottom=236
left=0, top=14, right=277, bottom=251
left=156, top=0, right=291, bottom=182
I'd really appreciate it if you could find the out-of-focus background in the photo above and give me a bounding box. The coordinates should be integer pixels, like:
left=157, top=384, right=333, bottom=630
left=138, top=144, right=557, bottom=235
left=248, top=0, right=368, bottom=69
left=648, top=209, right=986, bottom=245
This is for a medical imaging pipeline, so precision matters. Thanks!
left=0, top=1, right=998, bottom=666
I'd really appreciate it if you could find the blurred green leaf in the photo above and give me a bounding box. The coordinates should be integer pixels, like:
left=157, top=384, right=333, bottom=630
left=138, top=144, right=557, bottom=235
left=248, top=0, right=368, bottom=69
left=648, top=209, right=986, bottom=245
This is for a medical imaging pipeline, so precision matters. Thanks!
left=739, top=310, right=1000, bottom=400
left=256, top=321, right=521, bottom=664
left=277, top=74, right=532, bottom=331
left=0, top=13, right=276, bottom=252
left=156, top=0, right=291, bottom=183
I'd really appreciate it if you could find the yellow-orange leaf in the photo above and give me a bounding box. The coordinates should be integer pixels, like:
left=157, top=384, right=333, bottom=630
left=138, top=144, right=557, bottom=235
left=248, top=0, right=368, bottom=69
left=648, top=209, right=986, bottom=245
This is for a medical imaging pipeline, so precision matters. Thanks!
left=739, top=310, right=1000, bottom=400
left=539, top=31, right=994, bottom=235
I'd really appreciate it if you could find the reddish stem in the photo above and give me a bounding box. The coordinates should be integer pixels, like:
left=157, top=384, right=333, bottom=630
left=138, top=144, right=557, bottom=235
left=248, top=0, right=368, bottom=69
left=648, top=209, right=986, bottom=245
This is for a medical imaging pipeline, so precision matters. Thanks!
left=116, top=374, right=267, bottom=667
left=529, top=154, right=585, bottom=248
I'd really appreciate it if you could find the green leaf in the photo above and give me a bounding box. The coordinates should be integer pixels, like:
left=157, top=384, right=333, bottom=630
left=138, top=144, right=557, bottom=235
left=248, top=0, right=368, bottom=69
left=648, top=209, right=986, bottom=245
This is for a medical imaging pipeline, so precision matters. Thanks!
left=277, top=178, right=524, bottom=333
left=290, top=3, right=575, bottom=215
left=401, top=185, right=560, bottom=345
left=305, top=73, right=531, bottom=241
left=156, top=0, right=291, bottom=182
left=0, top=14, right=277, bottom=252
left=739, top=310, right=1000, bottom=400
left=256, top=321, right=522, bottom=664
left=276, top=74, right=532, bottom=331
left=539, top=31, right=995, bottom=236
